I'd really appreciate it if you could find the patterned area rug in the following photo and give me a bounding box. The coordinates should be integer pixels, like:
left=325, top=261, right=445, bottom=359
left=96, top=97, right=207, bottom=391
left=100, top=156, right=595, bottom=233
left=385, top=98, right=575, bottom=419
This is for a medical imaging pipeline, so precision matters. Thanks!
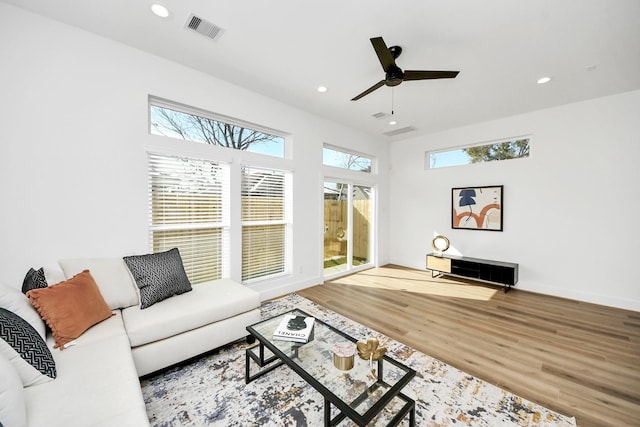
left=141, top=294, right=576, bottom=426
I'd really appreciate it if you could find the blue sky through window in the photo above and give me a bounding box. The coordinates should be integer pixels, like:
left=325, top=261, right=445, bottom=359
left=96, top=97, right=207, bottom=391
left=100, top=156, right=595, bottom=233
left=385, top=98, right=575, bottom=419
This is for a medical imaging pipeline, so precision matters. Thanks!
left=429, top=149, right=471, bottom=168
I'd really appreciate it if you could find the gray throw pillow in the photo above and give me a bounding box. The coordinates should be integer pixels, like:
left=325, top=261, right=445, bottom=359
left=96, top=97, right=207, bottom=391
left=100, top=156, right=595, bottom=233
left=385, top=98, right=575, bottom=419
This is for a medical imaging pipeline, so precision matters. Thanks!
left=123, top=248, right=192, bottom=309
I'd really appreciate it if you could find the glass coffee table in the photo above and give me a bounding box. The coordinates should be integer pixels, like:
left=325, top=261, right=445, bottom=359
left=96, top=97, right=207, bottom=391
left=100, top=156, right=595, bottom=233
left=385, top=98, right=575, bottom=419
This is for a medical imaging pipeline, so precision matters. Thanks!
left=246, top=309, right=416, bottom=426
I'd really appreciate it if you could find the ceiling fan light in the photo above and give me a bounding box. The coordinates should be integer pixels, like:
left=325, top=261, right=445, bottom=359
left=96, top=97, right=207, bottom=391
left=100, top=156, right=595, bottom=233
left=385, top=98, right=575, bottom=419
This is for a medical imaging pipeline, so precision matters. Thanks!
left=150, top=4, right=170, bottom=18
left=389, top=120, right=397, bottom=125
left=317, top=86, right=328, bottom=93
left=537, top=76, right=551, bottom=85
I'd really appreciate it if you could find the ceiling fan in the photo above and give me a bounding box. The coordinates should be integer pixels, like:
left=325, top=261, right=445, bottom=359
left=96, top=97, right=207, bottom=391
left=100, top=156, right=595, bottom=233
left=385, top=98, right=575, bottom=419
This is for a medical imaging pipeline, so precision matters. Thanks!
left=351, top=37, right=460, bottom=101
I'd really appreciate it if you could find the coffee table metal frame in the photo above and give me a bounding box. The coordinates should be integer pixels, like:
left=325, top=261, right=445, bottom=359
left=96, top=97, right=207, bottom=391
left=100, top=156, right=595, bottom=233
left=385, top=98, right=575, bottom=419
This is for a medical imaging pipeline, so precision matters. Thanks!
left=246, top=309, right=416, bottom=427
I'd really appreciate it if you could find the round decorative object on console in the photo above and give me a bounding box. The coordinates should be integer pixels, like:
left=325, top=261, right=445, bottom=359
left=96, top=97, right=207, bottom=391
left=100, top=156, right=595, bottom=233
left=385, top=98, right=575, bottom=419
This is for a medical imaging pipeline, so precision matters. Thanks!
left=431, top=235, right=450, bottom=255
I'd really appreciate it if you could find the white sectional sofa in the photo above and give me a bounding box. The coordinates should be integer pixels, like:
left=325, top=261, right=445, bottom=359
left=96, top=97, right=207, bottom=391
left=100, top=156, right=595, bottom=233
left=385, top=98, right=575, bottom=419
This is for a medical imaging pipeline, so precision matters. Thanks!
left=0, top=255, right=261, bottom=427
left=21, top=311, right=149, bottom=427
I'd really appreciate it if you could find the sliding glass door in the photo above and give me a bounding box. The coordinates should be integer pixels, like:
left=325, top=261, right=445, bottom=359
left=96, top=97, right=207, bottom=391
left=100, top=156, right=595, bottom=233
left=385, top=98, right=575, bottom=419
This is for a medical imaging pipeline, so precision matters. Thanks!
left=352, top=185, right=371, bottom=267
left=324, top=181, right=349, bottom=275
left=323, top=181, right=372, bottom=277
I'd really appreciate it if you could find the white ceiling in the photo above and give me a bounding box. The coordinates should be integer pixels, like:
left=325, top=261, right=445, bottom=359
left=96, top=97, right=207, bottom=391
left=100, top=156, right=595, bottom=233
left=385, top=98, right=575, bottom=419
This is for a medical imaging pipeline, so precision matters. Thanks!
left=4, top=0, right=640, bottom=141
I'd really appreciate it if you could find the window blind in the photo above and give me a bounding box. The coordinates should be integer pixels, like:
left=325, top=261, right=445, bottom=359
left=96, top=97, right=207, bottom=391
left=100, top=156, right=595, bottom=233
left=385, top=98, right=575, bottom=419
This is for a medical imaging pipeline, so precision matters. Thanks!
left=241, top=166, right=289, bottom=281
left=149, top=153, right=229, bottom=284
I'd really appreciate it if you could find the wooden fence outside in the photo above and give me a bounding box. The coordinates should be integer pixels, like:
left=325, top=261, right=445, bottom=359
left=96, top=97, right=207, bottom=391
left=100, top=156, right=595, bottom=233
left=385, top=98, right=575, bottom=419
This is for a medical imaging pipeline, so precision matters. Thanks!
left=324, top=199, right=370, bottom=261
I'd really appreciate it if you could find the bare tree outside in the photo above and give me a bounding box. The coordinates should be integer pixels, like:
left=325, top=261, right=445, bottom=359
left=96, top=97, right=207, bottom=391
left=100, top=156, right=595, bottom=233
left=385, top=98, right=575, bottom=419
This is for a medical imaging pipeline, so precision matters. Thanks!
left=343, top=154, right=372, bottom=172
left=323, top=181, right=348, bottom=200
left=150, top=105, right=284, bottom=156
left=322, top=147, right=372, bottom=173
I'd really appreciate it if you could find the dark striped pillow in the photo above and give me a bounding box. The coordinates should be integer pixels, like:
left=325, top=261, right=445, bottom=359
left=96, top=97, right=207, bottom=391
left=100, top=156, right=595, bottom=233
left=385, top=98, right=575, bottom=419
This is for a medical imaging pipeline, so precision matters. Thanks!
left=0, top=308, right=56, bottom=386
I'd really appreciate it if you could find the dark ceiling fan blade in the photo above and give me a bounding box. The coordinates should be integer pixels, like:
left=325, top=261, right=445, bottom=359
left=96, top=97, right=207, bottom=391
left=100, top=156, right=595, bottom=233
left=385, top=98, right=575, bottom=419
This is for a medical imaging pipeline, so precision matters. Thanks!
left=351, top=80, right=386, bottom=101
left=370, top=37, right=396, bottom=72
left=403, top=70, right=459, bottom=81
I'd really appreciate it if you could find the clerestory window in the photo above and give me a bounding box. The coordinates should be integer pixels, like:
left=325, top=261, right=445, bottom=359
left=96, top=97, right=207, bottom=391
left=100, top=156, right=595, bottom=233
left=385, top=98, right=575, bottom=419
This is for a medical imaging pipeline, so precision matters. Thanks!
left=427, top=137, right=530, bottom=169
left=149, top=97, right=285, bottom=158
left=323, top=145, right=373, bottom=173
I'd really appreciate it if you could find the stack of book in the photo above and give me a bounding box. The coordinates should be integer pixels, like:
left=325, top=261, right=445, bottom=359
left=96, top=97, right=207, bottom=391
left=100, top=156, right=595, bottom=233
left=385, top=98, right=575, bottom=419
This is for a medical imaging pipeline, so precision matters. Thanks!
left=273, top=314, right=315, bottom=343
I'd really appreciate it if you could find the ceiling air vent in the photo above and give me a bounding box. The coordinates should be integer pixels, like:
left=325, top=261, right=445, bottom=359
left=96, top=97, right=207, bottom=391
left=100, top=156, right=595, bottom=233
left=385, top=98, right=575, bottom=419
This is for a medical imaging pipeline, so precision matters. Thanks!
left=384, top=126, right=417, bottom=137
left=185, top=14, right=224, bottom=40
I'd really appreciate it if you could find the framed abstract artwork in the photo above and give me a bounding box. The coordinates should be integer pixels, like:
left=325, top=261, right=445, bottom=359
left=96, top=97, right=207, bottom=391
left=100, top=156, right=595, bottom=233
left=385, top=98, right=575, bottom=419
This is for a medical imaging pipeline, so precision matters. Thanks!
left=452, top=185, right=503, bottom=231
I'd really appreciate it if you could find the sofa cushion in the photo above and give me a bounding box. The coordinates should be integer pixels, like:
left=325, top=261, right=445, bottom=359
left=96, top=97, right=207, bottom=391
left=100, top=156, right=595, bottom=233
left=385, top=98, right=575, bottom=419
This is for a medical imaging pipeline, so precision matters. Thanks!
left=0, top=354, right=27, bottom=427
left=0, top=307, right=56, bottom=386
left=122, top=278, right=260, bottom=347
left=24, top=313, right=150, bottom=427
left=0, top=282, right=46, bottom=339
left=22, top=267, right=48, bottom=294
left=27, top=270, right=114, bottom=349
left=58, top=257, right=140, bottom=309
left=123, top=248, right=192, bottom=309
left=43, top=265, right=66, bottom=285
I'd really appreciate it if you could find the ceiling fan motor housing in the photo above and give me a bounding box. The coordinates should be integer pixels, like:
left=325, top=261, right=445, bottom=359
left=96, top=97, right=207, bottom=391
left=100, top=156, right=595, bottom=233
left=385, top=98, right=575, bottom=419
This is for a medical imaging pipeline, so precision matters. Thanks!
left=385, top=66, right=404, bottom=86
left=389, top=45, right=402, bottom=59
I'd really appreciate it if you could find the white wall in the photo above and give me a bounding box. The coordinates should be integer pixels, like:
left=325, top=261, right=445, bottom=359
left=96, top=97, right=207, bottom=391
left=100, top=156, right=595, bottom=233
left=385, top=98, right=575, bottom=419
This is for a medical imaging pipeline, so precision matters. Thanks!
left=389, top=89, right=640, bottom=311
left=0, top=4, right=390, bottom=299
left=3, top=4, right=637, bottom=311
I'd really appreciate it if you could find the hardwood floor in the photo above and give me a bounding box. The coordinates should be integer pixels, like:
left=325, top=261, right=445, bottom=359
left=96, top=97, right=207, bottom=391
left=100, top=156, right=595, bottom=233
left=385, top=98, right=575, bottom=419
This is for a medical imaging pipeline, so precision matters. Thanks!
left=298, top=265, right=640, bottom=427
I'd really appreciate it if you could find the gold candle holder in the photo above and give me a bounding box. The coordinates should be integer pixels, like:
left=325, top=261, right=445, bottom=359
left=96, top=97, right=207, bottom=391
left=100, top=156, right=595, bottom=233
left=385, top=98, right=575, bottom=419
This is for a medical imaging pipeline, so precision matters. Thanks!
left=332, top=342, right=355, bottom=371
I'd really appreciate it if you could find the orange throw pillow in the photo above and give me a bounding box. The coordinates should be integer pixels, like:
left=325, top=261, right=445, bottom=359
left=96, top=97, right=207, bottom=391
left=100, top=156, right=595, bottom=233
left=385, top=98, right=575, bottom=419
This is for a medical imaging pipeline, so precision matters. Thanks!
left=27, top=270, right=113, bottom=349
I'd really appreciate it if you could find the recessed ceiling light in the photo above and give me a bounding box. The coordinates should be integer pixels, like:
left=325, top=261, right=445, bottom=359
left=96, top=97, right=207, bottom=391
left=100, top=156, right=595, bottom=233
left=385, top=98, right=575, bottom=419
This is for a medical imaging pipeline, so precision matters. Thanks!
left=317, top=86, right=328, bottom=93
left=150, top=4, right=170, bottom=18
left=537, top=76, right=551, bottom=85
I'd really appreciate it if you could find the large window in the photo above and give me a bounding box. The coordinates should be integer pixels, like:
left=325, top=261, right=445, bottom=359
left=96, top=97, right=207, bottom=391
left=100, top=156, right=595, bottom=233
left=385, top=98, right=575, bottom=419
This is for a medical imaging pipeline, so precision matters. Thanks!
left=149, top=97, right=285, bottom=158
left=148, top=153, right=229, bottom=284
left=148, top=97, right=293, bottom=284
left=428, top=138, right=530, bottom=169
left=241, top=167, right=291, bottom=281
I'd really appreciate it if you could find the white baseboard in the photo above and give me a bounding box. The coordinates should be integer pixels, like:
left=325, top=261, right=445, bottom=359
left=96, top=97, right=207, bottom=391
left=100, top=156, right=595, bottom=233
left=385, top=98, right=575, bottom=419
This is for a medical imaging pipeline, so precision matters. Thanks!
left=519, top=281, right=640, bottom=312
left=249, top=275, right=323, bottom=301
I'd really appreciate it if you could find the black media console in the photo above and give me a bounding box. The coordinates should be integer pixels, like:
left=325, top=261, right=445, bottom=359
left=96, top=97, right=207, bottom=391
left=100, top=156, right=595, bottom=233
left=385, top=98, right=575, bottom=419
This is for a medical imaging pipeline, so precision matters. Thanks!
left=426, top=253, right=518, bottom=292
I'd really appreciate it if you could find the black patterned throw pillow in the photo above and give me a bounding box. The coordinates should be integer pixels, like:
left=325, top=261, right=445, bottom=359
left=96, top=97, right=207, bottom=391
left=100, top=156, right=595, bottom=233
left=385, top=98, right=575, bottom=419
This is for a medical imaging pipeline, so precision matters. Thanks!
left=21, top=267, right=48, bottom=294
left=0, top=307, right=57, bottom=385
left=123, top=248, right=192, bottom=309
